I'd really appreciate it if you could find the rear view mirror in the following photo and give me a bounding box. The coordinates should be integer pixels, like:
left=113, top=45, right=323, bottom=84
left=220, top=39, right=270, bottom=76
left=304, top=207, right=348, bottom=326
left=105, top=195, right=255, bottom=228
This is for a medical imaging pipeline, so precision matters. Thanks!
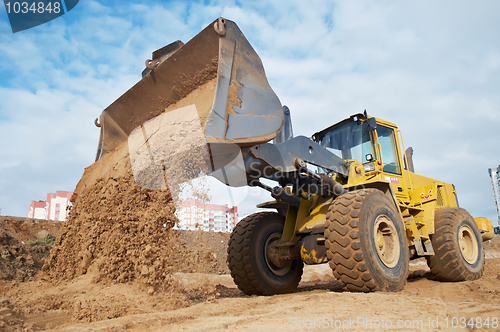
left=367, top=117, right=377, bottom=131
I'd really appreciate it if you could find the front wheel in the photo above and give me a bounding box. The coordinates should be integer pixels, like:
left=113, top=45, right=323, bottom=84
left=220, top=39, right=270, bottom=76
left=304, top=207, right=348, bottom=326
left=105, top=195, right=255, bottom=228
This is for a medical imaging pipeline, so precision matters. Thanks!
left=227, top=212, right=304, bottom=295
left=325, top=189, right=409, bottom=292
left=426, top=207, right=484, bottom=281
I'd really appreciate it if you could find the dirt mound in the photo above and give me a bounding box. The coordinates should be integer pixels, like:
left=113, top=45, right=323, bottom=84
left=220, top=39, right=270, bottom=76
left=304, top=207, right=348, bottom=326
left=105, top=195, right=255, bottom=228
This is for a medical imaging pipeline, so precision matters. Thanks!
left=42, top=141, right=229, bottom=289
left=484, top=234, right=500, bottom=259
left=0, top=217, right=62, bottom=283
left=0, top=218, right=231, bottom=330
left=0, top=217, right=62, bottom=244
left=0, top=230, right=51, bottom=282
left=484, top=234, right=500, bottom=250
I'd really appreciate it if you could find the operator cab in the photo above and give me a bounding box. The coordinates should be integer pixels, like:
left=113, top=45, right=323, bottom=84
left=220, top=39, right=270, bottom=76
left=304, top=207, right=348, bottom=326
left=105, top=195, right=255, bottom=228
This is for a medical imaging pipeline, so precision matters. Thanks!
left=312, top=112, right=406, bottom=193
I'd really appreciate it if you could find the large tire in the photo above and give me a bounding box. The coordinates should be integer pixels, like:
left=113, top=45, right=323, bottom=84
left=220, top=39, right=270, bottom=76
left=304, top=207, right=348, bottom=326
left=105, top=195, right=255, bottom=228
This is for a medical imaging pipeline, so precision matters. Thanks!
left=325, top=189, right=409, bottom=292
left=426, top=207, right=484, bottom=281
left=227, top=212, right=304, bottom=295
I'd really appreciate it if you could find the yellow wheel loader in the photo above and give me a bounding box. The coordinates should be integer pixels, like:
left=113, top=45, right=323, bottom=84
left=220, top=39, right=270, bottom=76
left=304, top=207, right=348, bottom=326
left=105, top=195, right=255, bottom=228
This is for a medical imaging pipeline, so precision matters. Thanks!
left=94, top=18, right=494, bottom=295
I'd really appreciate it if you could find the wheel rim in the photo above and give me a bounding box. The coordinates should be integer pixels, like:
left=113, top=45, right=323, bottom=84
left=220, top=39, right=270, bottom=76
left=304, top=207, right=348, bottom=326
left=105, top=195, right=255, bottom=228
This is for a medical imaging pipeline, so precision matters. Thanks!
left=264, top=232, right=293, bottom=276
left=373, top=215, right=400, bottom=268
left=458, top=225, right=479, bottom=265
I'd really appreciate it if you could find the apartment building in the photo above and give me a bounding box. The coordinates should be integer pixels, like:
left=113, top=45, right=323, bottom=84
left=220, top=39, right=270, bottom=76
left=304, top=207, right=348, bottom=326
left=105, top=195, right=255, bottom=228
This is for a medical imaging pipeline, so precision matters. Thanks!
left=174, top=198, right=238, bottom=232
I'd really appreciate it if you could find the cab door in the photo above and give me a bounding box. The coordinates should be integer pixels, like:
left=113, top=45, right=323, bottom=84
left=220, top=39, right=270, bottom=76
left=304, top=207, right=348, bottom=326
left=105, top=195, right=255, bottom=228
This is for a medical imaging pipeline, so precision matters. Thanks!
left=374, top=125, right=407, bottom=200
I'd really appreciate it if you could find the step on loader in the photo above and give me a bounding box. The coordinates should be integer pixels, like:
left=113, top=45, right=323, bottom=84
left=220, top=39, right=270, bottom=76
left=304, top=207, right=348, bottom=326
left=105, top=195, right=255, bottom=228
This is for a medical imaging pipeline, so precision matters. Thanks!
left=94, top=18, right=494, bottom=294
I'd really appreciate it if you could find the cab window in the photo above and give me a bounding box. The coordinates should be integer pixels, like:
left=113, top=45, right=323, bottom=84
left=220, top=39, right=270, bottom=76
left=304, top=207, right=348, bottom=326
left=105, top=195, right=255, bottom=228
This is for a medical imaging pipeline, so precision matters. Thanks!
left=318, top=119, right=375, bottom=164
left=376, top=125, right=401, bottom=175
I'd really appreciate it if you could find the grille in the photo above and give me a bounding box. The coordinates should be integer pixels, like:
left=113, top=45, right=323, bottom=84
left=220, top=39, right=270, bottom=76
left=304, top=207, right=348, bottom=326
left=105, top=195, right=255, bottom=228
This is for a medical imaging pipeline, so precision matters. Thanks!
left=437, top=187, right=444, bottom=206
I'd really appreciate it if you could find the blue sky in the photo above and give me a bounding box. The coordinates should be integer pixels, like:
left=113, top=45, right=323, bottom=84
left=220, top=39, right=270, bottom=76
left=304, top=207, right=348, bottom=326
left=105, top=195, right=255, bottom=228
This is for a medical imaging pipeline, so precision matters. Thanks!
left=0, top=0, right=499, bottom=225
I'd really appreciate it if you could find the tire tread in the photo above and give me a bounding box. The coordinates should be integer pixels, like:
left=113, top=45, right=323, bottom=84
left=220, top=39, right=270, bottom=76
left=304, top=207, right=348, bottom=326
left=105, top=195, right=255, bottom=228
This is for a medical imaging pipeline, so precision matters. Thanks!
left=326, top=189, right=379, bottom=292
left=227, top=212, right=303, bottom=295
left=325, top=189, right=408, bottom=292
left=426, top=207, right=484, bottom=281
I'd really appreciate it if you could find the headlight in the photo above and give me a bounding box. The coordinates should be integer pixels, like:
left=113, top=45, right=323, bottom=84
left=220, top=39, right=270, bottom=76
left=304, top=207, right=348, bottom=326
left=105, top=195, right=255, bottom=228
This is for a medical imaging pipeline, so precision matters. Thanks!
left=364, top=162, right=376, bottom=172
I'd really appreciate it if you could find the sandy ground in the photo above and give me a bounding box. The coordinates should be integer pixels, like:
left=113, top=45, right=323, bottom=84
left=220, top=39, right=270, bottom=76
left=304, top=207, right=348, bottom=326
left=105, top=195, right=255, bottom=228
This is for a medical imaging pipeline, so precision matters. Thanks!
left=1, top=228, right=499, bottom=332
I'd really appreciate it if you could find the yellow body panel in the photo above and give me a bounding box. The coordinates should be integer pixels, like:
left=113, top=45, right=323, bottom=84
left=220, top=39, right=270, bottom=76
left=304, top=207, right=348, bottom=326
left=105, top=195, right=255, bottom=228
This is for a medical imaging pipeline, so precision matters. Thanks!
left=296, top=195, right=333, bottom=233
left=475, top=217, right=495, bottom=241
left=300, top=246, right=327, bottom=264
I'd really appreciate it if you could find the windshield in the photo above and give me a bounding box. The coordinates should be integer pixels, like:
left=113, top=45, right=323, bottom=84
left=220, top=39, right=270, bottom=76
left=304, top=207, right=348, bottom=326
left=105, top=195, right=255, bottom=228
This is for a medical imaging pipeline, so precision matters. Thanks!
left=317, top=119, right=374, bottom=164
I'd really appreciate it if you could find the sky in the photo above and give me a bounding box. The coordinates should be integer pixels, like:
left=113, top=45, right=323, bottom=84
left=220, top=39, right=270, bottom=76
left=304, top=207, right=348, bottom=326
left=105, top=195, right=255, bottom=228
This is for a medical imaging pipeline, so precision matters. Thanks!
left=0, top=0, right=499, bottom=225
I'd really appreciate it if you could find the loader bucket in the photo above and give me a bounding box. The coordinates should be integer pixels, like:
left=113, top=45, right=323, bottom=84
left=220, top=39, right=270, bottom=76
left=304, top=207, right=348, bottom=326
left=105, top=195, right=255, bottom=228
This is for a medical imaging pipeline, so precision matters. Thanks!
left=95, top=17, right=284, bottom=162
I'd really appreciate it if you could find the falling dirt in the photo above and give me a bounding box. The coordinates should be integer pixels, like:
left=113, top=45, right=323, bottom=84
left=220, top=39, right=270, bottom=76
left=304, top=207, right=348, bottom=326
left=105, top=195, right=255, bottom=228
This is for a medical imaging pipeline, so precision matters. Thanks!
left=42, top=139, right=229, bottom=288
left=169, top=72, right=217, bottom=128
left=170, top=57, right=218, bottom=113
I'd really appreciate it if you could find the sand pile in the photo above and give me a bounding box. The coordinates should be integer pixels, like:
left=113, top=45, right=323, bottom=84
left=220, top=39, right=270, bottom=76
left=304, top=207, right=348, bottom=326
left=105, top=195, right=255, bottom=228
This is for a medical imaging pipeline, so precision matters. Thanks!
left=42, top=139, right=228, bottom=289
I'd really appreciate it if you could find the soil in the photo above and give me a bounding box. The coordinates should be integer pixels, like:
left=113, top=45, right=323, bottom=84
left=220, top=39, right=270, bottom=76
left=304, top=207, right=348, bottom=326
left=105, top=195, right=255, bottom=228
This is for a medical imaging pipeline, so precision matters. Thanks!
left=1, top=125, right=499, bottom=331
left=0, top=217, right=61, bottom=283
left=0, top=214, right=231, bottom=331
left=0, top=217, right=62, bottom=244
left=0, top=211, right=499, bottom=331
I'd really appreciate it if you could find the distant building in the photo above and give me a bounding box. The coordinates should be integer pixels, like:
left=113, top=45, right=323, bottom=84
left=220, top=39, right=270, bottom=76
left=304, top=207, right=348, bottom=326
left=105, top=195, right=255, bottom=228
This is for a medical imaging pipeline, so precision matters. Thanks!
left=26, top=200, right=46, bottom=219
left=26, top=191, right=73, bottom=221
left=488, top=166, right=500, bottom=224
left=174, top=198, right=238, bottom=232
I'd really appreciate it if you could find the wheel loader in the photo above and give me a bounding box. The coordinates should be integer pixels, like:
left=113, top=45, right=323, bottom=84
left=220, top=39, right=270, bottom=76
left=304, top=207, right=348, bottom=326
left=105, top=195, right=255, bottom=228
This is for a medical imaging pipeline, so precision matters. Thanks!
left=93, top=18, right=494, bottom=294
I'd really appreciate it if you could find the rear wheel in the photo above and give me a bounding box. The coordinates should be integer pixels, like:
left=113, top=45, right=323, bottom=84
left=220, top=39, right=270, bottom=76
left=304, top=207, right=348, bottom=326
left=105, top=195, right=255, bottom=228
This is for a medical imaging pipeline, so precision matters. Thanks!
left=325, top=189, right=409, bottom=292
left=426, top=207, right=484, bottom=281
left=227, top=212, right=303, bottom=295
